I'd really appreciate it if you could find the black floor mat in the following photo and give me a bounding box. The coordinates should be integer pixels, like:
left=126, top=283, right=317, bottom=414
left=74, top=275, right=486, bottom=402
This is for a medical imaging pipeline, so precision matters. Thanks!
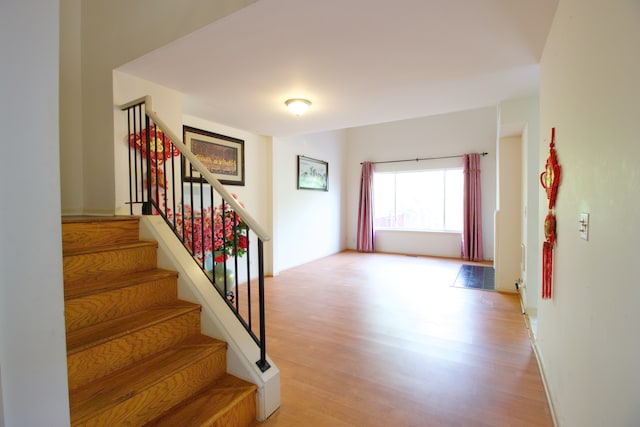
left=452, top=264, right=495, bottom=290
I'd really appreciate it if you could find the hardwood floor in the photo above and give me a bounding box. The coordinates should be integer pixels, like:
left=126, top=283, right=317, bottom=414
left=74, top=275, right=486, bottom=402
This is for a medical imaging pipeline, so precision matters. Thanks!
left=255, top=251, right=552, bottom=426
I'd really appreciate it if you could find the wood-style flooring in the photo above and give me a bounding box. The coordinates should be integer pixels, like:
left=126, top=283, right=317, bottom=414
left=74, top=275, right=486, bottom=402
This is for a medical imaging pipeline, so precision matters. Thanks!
left=255, top=251, right=552, bottom=426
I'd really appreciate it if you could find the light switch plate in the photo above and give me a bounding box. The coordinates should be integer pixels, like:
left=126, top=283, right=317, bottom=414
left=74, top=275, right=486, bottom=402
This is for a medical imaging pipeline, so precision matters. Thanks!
left=579, top=213, right=589, bottom=240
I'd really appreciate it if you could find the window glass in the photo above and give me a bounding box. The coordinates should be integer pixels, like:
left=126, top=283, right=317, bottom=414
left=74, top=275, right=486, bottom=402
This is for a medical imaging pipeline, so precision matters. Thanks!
left=374, top=168, right=462, bottom=232
left=373, top=173, right=396, bottom=227
left=444, top=169, right=463, bottom=231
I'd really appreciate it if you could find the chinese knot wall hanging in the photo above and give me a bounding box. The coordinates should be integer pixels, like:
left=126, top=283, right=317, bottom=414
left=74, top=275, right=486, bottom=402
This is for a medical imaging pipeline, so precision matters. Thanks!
left=540, top=127, right=561, bottom=299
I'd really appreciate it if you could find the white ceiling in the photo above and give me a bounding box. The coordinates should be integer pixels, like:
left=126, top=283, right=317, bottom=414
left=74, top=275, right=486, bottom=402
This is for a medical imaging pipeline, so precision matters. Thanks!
left=118, top=0, right=558, bottom=137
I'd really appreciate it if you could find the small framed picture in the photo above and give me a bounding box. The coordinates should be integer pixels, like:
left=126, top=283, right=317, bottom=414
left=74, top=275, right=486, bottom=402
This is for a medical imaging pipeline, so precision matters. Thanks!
left=297, top=155, right=328, bottom=191
left=183, top=126, right=245, bottom=186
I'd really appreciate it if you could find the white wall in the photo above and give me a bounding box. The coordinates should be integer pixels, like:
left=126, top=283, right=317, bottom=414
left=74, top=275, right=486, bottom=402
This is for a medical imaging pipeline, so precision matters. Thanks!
left=60, top=0, right=257, bottom=214
left=346, top=107, right=497, bottom=260
left=273, top=131, right=348, bottom=273
left=538, top=0, right=640, bottom=425
left=0, top=0, right=70, bottom=425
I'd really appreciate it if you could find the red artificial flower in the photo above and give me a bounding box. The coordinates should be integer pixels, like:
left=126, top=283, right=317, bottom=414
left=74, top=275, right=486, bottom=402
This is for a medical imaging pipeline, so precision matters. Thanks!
left=167, top=198, right=248, bottom=266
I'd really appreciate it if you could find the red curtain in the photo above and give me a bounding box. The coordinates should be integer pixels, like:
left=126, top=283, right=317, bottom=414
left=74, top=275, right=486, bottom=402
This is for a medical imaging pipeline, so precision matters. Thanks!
left=356, top=162, right=375, bottom=252
left=462, top=153, right=484, bottom=261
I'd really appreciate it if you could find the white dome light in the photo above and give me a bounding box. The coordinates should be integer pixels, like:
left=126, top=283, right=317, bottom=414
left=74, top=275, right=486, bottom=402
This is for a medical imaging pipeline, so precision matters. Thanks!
left=285, top=98, right=312, bottom=115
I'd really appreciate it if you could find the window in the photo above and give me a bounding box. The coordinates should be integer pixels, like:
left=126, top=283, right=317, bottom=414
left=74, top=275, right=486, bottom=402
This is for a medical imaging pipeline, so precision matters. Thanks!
left=373, top=169, right=463, bottom=232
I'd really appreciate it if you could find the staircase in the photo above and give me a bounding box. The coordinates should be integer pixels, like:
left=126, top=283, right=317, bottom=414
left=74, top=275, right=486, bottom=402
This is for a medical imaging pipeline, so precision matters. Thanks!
left=63, top=216, right=257, bottom=426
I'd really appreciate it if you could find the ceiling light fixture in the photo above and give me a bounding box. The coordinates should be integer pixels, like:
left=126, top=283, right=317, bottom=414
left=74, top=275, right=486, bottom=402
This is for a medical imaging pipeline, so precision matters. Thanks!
left=285, top=98, right=312, bottom=115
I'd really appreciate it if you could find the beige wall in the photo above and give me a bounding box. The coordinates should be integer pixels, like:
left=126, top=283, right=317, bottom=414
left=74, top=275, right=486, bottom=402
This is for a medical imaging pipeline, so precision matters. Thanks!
left=346, top=107, right=497, bottom=260
left=112, top=71, right=185, bottom=215
left=60, top=0, right=257, bottom=214
left=113, top=70, right=276, bottom=274
left=1, top=0, right=70, bottom=425
left=183, top=115, right=275, bottom=276
left=538, top=0, right=640, bottom=424
left=494, top=136, right=522, bottom=292
left=273, top=131, right=348, bottom=273
left=498, top=96, right=540, bottom=312
left=60, top=0, right=84, bottom=213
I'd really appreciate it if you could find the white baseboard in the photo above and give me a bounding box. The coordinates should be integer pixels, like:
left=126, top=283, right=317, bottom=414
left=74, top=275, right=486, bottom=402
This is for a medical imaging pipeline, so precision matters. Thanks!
left=527, top=316, right=559, bottom=427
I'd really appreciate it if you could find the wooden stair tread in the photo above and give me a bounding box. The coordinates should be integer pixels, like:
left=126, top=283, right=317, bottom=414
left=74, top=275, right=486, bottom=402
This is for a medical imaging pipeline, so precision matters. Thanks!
left=62, top=216, right=142, bottom=251
left=145, top=374, right=257, bottom=427
left=66, top=301, right=201, bottom=354
left=64, top=268, right=178, bottom=299
left=63, top=240, right=157, bottom=257
left=69, top=334, right=226, bottom=424
left=62, top=215, right=140, bottom=224
left=62, top=216, right=258, bottom=426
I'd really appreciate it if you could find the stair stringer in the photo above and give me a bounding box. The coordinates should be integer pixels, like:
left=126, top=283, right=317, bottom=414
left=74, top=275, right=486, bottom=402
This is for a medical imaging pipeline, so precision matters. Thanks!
left=139, top=216, right=280, bottom=422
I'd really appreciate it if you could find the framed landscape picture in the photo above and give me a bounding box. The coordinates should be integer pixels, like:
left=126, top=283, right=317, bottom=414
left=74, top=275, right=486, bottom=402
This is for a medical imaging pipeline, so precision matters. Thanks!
left=183, top=126, right=245, bottom=186
left=297, top=155, right=328, bottom=191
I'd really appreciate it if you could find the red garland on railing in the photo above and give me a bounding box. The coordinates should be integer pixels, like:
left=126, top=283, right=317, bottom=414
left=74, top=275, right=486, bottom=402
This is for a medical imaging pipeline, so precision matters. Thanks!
left=540, top=128, right=561, bottom=299
left=129, top=126, right=180, bottom=188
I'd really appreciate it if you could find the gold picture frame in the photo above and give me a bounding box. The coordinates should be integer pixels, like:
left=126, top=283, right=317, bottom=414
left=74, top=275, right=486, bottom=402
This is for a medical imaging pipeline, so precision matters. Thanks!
left=183, top=126, right=245, bottom=186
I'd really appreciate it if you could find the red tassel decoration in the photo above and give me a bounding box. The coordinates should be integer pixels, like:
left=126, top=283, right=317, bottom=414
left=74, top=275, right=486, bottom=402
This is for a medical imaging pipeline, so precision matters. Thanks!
left=542, top=212, right=556, bottom=299
left=542, top=241, right=553, bottom=299
left=540, top=128, right=561, bottom=300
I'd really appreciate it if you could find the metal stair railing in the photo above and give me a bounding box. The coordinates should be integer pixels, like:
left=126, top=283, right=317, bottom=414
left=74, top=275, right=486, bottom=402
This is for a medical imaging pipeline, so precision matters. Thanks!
left=120, top=96, right=271, bottom=372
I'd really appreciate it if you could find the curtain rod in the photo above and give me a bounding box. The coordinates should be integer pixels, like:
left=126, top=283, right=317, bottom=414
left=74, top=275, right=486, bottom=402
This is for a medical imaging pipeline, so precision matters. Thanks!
left=361, top=152, right=488, bottom=165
